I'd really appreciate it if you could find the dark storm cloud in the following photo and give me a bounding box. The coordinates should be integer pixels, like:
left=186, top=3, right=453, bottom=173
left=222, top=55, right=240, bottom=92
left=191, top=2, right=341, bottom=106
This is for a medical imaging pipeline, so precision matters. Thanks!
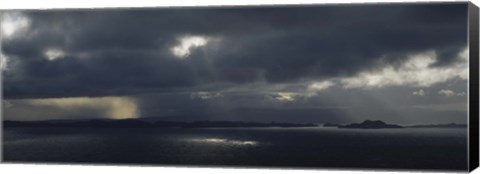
left=1, top=3, right=468, bottom=99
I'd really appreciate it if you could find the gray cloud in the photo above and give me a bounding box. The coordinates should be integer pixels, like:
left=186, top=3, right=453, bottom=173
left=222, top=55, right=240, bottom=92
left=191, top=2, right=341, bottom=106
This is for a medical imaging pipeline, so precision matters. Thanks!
left=1, top=3, right=470, bottom=124
left=1, top=3, right=468, bottom=99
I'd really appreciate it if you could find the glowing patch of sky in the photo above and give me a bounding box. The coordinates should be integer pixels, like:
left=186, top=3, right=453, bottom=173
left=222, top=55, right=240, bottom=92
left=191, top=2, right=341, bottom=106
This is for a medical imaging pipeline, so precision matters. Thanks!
left=171, top=35, right=209, bottom=58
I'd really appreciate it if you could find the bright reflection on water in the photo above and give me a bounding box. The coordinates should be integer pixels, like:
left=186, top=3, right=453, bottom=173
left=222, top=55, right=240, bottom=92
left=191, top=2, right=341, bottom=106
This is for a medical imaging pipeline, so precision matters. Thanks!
left=3, top=128, right=468, bottom=170
left=188, top=138, right=258, bottom=146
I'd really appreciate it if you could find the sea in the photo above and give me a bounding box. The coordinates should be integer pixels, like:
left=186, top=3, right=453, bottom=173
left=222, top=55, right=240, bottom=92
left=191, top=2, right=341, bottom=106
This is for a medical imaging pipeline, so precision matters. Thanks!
left=3, top=127, right=468, bottom=171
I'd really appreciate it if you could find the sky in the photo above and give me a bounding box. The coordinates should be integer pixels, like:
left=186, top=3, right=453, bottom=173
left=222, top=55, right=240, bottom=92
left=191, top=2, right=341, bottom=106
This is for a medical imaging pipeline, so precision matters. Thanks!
left=0, top=3, right=470, bottom=124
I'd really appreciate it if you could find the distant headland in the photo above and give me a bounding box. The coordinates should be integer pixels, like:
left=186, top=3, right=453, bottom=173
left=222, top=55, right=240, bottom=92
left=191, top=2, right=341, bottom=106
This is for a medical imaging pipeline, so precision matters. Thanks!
left=3, top=119, right=318, bottom=128
left=323, top=120, right=466, bottom=129
left=339, top=120, right=404, bottom=129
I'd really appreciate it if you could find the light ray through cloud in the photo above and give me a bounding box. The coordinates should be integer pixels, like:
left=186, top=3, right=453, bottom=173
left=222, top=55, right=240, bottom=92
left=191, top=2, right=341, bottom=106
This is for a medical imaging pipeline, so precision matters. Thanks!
left=4, top=97, right=139, bottom=120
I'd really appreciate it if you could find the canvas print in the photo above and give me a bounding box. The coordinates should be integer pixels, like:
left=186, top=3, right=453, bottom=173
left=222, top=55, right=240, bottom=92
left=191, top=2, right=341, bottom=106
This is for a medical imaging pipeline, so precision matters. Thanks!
left=1, top=2, right=476, bottom=171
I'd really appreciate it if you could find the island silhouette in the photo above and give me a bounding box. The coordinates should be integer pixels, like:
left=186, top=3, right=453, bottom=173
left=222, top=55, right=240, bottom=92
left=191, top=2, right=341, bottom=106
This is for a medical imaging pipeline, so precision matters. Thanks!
left=325, top=120, right=466, bottom=129
left=338, top=120, right=404, bottom=129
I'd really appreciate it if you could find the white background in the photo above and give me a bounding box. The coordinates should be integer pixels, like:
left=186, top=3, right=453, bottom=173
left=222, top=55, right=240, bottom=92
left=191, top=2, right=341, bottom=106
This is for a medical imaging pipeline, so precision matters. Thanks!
left=1, top=0, right=479, bottom=174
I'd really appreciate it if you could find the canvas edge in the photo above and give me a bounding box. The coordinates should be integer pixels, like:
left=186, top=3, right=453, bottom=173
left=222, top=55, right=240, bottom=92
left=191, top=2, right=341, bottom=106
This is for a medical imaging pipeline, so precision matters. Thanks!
left=0, top=2, right=476, bottom=172
left=469, top=1, right=480, bottom=172
left=0, top=1, right=469, bottom=12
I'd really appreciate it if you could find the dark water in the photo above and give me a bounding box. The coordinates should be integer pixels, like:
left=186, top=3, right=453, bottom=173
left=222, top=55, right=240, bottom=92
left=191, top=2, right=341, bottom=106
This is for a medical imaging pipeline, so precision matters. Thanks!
left=3, top=127, right=467, bottom=171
